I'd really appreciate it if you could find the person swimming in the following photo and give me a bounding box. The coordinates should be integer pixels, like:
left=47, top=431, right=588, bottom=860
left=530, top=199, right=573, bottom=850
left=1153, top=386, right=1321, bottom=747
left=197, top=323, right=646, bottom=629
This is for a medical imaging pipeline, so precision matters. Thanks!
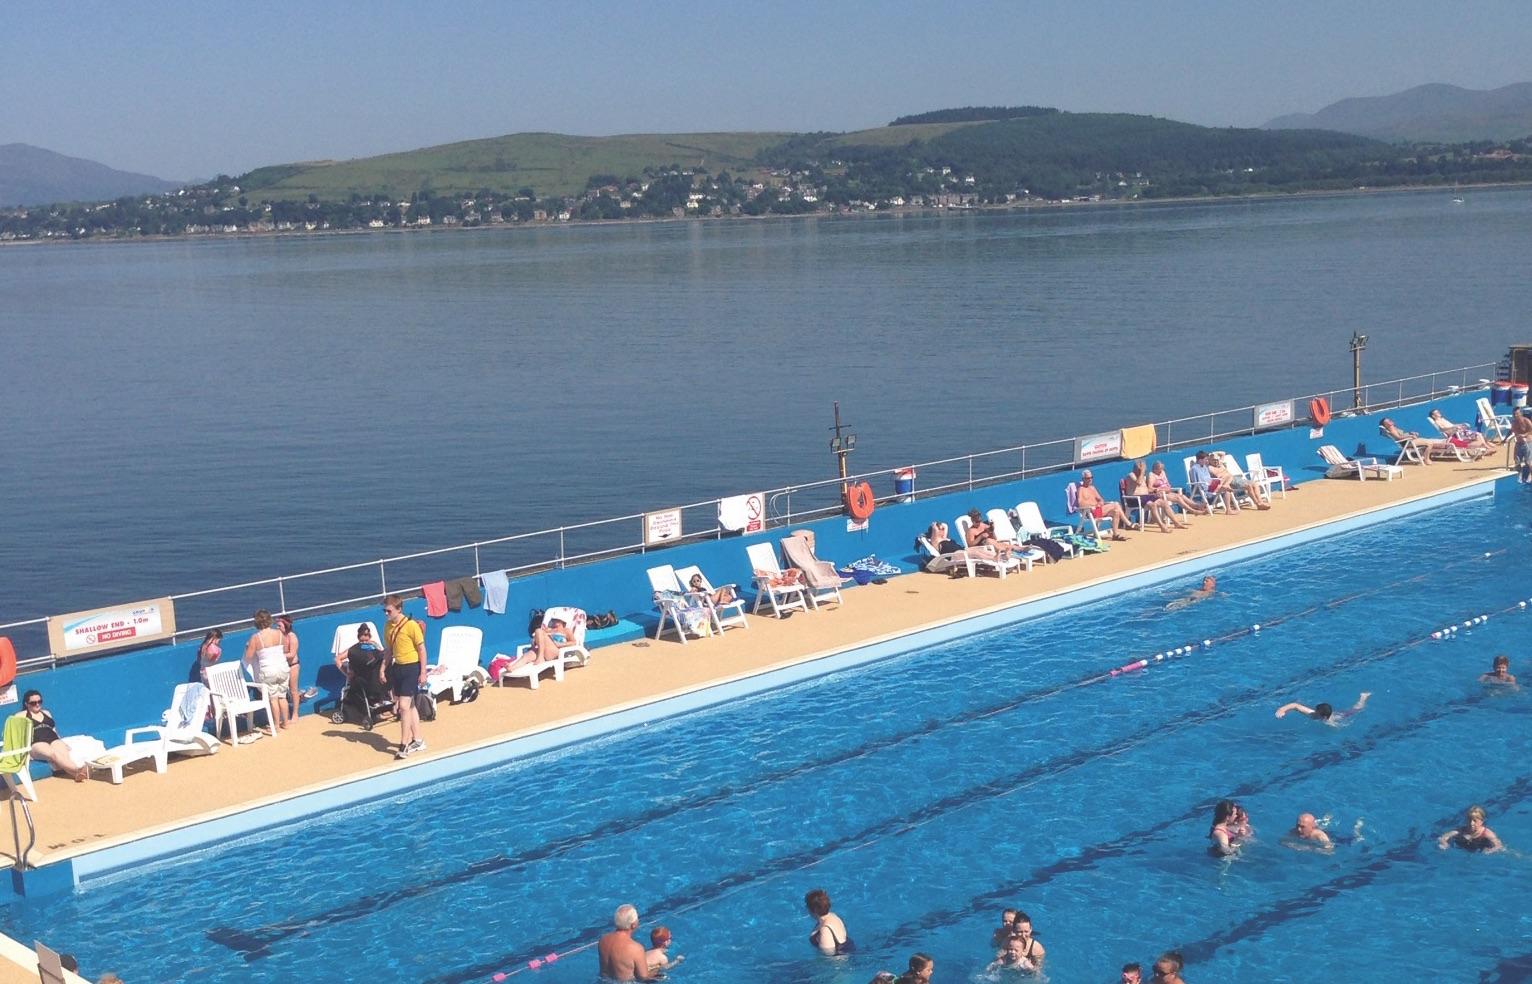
left=1165, top=575, right=1218, bottom=611
left=990, top=908, right=1018, bottom=947
left=805, top=888, right=855, bottom=956
left=1208, top=799, right=1244, bottom=857
left=1282, top=812, right=1333, bottom=852
left=1437, top=804, right=1504, bottom=854
left=1275, top=691, right=1370, bottom=726
left=1481, top=655, right=1518, bottom=689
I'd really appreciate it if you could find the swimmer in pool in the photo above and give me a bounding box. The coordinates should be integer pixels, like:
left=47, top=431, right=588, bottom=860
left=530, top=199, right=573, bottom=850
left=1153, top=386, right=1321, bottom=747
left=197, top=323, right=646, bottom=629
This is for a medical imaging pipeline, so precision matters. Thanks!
left=645, top=925, right=683, bottom=975
left=1165, top=576, right=1218, bottom=611
left=1437, top=804, right=1504, bottom=854
left=987, top=935, right=1038, bottom=974
left=805, top=888, right=855, bottom=956
left=1481, top=655, right=1518, bottom=689
left=991, top=908, right=1018, bottom=947
left=1282, top=812, right=1333, bottom=852
left=1229, top=802, right=1254, bottom=842
left=1150, top=951, right=1186, bottom=984
left=1119, top=963, right=1143, bottom=984
left=597, top=904, right=653, bottom=981
left=1003, top=914, right=1044, bottom=974
left=1275, top=691, right=1370, bottom=726
left=1208, top=799, right=1245, bottom=856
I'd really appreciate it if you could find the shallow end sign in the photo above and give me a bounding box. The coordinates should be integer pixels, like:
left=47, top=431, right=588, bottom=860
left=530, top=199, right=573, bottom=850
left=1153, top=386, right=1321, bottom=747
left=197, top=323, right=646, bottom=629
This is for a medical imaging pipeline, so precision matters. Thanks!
left=644, top=508, right=683, bottom=546
left=1253, top=400, right=1295, bottom=431
left=47, top=597, right=176, bottom=660
left=1075, top=430, right=1124, bottom=465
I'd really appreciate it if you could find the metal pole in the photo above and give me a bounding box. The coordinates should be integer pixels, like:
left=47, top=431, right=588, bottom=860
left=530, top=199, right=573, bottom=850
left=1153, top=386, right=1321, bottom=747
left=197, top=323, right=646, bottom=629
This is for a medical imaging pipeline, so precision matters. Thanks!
left=277, top=577, right=287, bottom=615
left=378, top=562, right=388, bottom=598
left=473, top=544, right=481, bottom=577
left=558, top=528, right=566, bottom=568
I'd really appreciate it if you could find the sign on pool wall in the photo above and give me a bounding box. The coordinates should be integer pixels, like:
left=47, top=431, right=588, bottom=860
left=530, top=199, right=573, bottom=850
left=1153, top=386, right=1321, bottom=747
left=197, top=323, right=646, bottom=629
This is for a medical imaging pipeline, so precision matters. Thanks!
left=1075, top=430, right=1124, bottom=465
left=1253, top=400, right=1295, bottom=430
left=47, top=597, right=177, bottom=659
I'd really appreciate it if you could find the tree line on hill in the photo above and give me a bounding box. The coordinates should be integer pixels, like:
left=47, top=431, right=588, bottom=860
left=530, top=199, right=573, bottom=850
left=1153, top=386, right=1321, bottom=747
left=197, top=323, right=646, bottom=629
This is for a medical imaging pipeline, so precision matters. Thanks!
left=3, top=114, right=1531, bottom=242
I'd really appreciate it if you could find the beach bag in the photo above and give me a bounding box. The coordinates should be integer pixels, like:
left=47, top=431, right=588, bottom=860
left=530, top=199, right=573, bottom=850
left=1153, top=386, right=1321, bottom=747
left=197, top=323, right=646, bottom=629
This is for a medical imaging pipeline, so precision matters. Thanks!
left=414, top=690, right=437, bottom=722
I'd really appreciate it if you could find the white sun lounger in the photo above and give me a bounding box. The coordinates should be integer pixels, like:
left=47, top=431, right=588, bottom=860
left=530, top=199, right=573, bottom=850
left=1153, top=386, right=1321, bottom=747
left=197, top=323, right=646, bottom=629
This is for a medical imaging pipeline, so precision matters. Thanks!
left=647, top=565, right=713, bottom=643
left=1477, top=397, right=1514, bottom=442
left=1014, top=501, right=1075, bottom=559
left=498, top=607, right=591, bottom=689
left=674, top=564, right=748, bottom=634
left=150, top=682, right=219, bottom=758
left=746, top=542, right=811, bottom=616
left=426, top=625, right=489, bottom=703
left=1317, top=444, right=1401, bottom=480
left=917, top=534, right=1019, bottom=579
left=780, top=533, right=846, bottom=609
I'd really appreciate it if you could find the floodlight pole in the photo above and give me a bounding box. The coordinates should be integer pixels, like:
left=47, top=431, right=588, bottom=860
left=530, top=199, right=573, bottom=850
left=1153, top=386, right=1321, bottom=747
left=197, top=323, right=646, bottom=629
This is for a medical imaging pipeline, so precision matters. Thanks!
left=830, top=402, right=856, bottom=492
left=1350, top=332, right=1368, bottom=410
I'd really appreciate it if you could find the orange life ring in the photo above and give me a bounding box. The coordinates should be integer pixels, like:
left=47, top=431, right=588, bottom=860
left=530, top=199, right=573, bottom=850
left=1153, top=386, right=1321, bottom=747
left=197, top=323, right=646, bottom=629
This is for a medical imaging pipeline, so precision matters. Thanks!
left=1309, top=397, right=1332, bottom=427
left=844, top=481, right=876, bottom=522
left=0, top=636, right=15, bottom=690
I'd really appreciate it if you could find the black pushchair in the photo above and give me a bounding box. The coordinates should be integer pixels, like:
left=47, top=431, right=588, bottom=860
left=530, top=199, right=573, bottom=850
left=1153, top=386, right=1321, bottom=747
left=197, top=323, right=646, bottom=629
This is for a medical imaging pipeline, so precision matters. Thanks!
left=330, top=647, right=396, bottom=731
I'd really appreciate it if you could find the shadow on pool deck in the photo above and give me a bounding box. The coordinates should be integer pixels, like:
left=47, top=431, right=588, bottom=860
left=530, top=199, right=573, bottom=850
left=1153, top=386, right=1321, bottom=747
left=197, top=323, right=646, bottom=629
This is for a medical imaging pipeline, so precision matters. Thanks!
left=4, top=459, right=1512, bottom=870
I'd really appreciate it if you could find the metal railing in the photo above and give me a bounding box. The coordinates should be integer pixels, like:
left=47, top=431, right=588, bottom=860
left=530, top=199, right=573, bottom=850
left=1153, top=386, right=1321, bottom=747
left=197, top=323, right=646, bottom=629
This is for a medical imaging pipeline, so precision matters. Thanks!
left=0, top=361, right=1500, bottom=673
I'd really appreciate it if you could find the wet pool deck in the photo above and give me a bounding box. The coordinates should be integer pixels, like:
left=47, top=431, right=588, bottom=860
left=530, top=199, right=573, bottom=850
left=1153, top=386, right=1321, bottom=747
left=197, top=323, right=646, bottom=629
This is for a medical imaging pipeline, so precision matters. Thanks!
left=5, top=458, right=1511, bottom=874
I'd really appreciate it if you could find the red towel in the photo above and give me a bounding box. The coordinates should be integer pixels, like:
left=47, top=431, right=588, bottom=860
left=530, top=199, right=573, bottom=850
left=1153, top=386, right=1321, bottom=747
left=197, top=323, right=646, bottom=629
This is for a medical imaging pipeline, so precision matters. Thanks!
left=422, top=581, right=449, bottom=618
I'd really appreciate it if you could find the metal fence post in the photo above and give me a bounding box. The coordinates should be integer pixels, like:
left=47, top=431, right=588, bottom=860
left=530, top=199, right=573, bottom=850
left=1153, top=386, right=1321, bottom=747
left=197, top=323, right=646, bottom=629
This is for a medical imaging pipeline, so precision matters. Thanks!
left=558, top=528, right=566, bottom=568
left=277, top=577, right=287, bottom=615
left=968, top=457, right=974, bottom=491
left=378, top=562, right=388, bottom=598
left=473, top=544, right=481, bottom=577
left=1020, top=446, right=1026, bottom=479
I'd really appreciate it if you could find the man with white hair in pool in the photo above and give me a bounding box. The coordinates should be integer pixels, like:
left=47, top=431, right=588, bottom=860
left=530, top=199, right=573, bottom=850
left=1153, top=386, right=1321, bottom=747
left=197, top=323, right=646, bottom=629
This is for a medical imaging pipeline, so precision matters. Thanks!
left=598, top=904, right=653, bottom=981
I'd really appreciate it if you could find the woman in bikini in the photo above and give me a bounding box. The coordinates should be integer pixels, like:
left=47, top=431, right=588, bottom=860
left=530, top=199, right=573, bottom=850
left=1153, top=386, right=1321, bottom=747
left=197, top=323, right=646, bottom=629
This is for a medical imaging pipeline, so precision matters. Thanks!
left=688, top=573, right=736, bottom=608
left=804, top=888, right=855, bottom=955
left=19, top=690, right=88, bottom=782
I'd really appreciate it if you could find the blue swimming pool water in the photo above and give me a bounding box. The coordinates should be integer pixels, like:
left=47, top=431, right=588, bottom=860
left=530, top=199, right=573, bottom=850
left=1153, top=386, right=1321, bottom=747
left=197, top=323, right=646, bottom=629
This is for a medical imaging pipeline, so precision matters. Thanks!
left=9, top=486, right=1532, bottom=982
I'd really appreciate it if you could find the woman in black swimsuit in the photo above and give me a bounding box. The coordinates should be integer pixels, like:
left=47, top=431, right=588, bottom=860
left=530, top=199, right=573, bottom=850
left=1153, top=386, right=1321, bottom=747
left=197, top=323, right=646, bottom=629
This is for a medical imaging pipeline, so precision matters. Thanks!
left=804, top=888, right=855, bottom=955
left=19, top=690, right=88, bottom=782
left=1437, top=804, right=1504, bottom=853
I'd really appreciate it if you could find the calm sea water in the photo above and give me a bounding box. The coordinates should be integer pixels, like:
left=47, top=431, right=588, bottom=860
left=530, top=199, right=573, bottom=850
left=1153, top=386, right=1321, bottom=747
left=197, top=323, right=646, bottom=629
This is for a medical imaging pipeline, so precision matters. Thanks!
left=2, top=188, right=1530, bottom=622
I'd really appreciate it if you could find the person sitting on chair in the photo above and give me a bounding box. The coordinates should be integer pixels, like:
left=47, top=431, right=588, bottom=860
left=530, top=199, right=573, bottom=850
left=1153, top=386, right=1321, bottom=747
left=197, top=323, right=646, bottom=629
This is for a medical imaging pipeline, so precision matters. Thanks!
left=688, top=573, right=736, bottom=608
left=963, top=508, right=1016, bottom=560
left=1076, top=470, right=1134, bottom=540
left=1207, top=454, right=1271, bottom=510
left=1428, top=408, right=1495, bottom=451
left=18, top=690, right=88, bottom=782
left=1379, top=418, right=1450, bottom=464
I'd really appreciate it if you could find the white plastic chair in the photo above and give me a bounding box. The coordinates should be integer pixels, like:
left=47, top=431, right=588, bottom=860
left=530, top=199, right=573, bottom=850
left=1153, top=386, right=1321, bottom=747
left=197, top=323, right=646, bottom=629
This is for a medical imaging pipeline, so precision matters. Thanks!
left=143, top=682, right=219, bottom=758
left=205, top=661, right=273, bottom=746
left=427, top=626, right=488, bottom=703
left=674, top=564, right=748, bottom=634
left=1477, top=397, right=1513, bottom=442
left=779, top=533, right=846, bottom=609
left=746, top=542, right=810, bottom=616
left=1245, top=453, right=1287, bottom=500
left=1182, top=455, right=1229, bottom=513
left=1317, top=444, right=1400, bottom=481
left=1065, top=484, right=1119, bottom=539
left=1013, top=502, right=1075, bottom=559
left=955, top=513, right=1031, bottom=573
left=0, top=715, right=37, bottom=801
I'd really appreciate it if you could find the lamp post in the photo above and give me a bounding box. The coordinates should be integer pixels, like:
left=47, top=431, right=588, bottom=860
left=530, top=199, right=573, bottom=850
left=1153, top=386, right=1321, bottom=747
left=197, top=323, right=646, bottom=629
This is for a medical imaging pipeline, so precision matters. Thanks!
left=1350, top=332, right=1368, bottom=410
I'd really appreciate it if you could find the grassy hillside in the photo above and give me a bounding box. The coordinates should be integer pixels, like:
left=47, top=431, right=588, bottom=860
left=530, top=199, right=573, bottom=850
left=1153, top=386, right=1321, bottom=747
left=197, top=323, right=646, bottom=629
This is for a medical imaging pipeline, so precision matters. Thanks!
left=240, top=131, right=792, bottom=201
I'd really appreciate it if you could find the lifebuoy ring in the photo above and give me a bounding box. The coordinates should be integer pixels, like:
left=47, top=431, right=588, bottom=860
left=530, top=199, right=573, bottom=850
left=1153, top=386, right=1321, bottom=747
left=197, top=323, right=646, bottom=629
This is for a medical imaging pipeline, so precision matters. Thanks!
left=1309, top=397, right=1332, bottom=427
left=0, top=636, right=15, bottom=690
left=845, top=481, right=876, bottom=522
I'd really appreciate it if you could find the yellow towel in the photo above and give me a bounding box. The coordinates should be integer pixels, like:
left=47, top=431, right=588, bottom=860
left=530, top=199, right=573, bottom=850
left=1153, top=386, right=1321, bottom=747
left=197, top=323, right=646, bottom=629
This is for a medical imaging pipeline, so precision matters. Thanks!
left=1119, top=424, right=1158, bottom=460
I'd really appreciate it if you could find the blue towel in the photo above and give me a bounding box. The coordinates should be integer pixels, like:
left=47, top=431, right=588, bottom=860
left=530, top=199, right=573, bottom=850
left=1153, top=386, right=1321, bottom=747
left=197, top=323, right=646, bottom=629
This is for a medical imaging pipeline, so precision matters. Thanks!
left=480, top=570, right=510, bottom=614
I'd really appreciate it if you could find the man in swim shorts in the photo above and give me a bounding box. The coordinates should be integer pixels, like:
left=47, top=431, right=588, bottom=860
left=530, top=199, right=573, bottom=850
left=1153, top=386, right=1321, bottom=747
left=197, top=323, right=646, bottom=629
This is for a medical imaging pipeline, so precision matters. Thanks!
left=598, top=904, right=653, bottom=981
left=1275, top=691, right=1370, bottom=726
left=1077, top=470, right=1134, bottom=541
left=1513, top=407, right=1532, bottom=482
left=1284, top=812, right=1333, bottom=851
left=383, top=595, right=428, bottom=759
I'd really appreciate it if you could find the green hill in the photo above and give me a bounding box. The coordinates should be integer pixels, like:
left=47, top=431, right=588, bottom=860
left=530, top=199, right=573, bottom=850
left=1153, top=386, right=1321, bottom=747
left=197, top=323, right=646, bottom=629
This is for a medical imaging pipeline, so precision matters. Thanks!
left=240, top=131, right=793, bottom=201
left=1265, top=82, right=1532, bottom=143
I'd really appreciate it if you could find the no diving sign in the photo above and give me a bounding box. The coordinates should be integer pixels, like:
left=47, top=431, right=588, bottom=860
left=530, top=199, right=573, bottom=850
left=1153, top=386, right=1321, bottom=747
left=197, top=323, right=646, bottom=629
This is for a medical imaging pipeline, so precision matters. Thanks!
left=718, top=493, right=765, bottom=534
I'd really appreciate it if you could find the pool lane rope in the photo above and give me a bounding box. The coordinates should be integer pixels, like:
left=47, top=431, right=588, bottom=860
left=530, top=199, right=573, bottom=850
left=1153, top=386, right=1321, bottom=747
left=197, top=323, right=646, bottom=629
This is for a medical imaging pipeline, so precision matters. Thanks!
left=472, top=573, right=1530, bottom=981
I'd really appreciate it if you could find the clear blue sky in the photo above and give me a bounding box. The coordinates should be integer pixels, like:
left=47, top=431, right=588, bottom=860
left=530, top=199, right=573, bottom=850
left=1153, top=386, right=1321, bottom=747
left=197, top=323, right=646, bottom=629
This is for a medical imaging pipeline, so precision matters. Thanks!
left=6, top=0, right=1529, bottom=180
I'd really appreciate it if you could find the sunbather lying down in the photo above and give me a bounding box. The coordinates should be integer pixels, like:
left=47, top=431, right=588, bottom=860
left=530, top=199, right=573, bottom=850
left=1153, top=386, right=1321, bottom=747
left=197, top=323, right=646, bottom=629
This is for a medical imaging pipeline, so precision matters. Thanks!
left=503, top=618, right=570, bottom=672
left=1379, top=418, right=1448, bottom=463
left=925, top=522, right=1006, bottom=564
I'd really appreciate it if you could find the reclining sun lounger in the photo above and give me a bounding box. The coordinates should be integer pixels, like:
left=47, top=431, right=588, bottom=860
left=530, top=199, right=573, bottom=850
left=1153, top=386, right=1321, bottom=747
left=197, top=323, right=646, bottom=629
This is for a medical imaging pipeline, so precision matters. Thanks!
left=1317, top=444, right=1401, bottom=480
left=151, top=682, right=220, bottom=758
left=426, top=626, right=489, bottom=703
left=497, top=607, right=591, bottom=688
left=916, top=535, right=1019, bottom=579
left=746, top=542, right=811, bottom=617
left=780, top=533, right=846, bottom=609
left=647, top=565, right=714, bottom=643
left=1477, top=397, right=1513, bottom=443
left=1013, top=501, right=1076, bottom=559
left=674, top=564, right=748, bottom=634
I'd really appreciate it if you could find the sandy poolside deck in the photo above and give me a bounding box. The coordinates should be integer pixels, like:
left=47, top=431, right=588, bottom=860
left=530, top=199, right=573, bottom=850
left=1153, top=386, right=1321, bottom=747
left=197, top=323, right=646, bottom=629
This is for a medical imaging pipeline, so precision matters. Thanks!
left=6, top=458, right=1510, bottom=870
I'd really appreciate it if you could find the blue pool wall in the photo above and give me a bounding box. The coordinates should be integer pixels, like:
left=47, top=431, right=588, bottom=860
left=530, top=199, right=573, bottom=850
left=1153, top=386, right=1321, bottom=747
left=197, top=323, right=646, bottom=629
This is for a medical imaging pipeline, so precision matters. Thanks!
left=12, top=393, right=1488, bottom=771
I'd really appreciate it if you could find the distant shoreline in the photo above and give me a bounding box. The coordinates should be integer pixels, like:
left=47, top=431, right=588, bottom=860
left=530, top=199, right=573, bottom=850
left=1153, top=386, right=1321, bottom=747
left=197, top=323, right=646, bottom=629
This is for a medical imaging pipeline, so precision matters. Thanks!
left=5, top=179, right=1529, bottom=250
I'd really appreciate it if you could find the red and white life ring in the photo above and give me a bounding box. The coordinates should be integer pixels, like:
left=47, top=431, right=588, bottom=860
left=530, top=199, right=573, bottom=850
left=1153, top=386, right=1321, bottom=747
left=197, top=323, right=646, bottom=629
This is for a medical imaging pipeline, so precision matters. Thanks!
left=0, top=636, right=16, bottom=690
left=1309, top=397, right=1332, bottom=427
left=845, top=482, right=876, bottom=522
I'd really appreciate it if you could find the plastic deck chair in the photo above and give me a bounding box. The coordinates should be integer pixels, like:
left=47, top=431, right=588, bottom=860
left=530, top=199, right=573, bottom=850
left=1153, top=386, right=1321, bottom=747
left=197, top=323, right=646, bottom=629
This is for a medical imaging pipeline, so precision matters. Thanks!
left=205, top=661, right=273, bottom=746
left=745, top=542, right=811, bottom=616
left=647, top=565, right=712, bottom=644
left=426, top=626, right=488, bottom=703
left=1477, top=397, right=1513, bottom=442
left=1013, top=502, right=1076, bottom=559
left=674, top=564, right=749, bottom=634
left=0, top=714, right=37, bottom=801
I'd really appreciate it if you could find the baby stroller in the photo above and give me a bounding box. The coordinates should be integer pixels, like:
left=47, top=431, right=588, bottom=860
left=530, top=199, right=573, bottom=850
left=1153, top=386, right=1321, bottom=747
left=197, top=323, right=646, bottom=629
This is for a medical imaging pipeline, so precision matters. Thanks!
left=330, top=646, right=396, bottom=731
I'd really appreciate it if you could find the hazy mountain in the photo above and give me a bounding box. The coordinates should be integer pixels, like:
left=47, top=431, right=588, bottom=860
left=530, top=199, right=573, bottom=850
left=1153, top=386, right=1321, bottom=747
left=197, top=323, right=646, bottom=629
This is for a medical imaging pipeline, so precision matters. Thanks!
left=0, top=144, right=181, bottom=206
left=1263, top=82, right=1532, bottom=143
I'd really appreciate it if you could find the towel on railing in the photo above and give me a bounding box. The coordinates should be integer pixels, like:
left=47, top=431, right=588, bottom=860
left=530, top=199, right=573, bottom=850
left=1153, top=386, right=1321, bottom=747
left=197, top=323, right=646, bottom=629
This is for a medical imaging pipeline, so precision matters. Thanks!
left=480, top=570, right=509, bottom=614
left=422, top=581, right=449, bottom=618
left=1065, top=482, right=1080, bottom=515
left=1120, top=424, right=1157, bottom=460
left=445, top=576, right=483, bottom=612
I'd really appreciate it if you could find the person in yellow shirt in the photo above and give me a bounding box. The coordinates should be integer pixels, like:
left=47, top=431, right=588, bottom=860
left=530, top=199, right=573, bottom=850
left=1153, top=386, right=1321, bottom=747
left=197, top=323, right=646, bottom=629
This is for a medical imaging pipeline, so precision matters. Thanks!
left=383, top=595, right=428, bottom=759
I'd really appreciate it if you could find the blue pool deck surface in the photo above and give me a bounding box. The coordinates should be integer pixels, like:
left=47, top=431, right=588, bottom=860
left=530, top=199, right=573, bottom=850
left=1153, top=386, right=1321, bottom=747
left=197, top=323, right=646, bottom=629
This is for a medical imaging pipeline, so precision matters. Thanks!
left=1, top=392, right=1516, bottom=904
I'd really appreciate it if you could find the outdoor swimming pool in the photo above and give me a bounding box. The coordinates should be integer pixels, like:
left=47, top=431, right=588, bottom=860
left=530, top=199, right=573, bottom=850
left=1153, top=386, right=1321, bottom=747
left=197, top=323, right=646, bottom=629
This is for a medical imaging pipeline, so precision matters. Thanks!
left=8, top=486, right=1532, bottom=982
